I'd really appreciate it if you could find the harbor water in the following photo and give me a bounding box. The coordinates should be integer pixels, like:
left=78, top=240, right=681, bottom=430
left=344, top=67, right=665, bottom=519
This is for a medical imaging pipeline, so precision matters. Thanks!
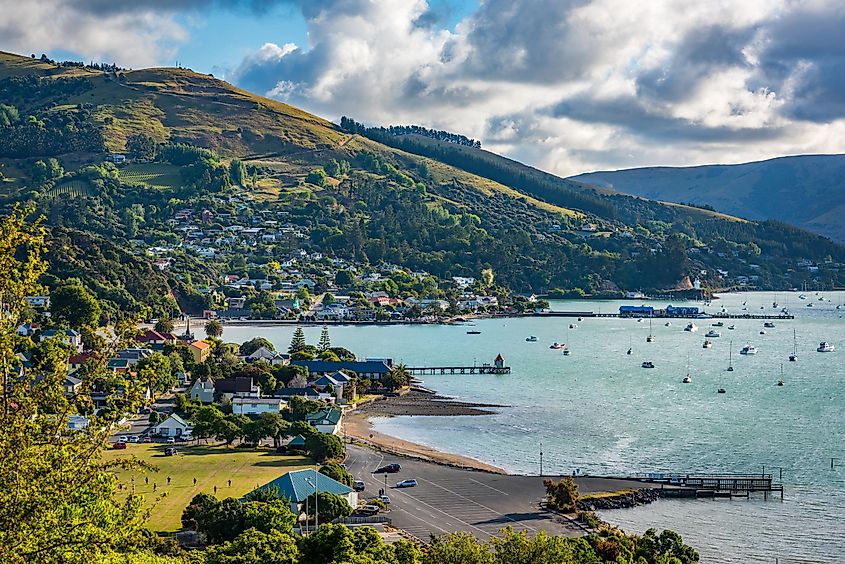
left=213, top=291, right=845, bottom=563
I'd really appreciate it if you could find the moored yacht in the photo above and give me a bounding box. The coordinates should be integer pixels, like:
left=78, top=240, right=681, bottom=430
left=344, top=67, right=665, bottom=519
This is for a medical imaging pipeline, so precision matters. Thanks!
left=526, top=335, right=538, bottom=342
left=705, top=330, right=721, bottom=338
left=642, top=361, right=655, bottom=368
left=740, top=344, right=758, bottom=355
left=549, top=342, right=565, bottom=349
left=702, top=339, right=713, bottom=349
left=712, top=322, right=724, bottom=327
left=728, top=324, right=736, bottom=330
left=684, top=323, right=698, bottom=332
left=764, top=322, right=775, bottom=328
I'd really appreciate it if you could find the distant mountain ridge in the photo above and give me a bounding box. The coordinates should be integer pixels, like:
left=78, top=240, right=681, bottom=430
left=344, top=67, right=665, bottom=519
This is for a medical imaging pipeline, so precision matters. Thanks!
left=570, top=154, right=845, bottom=244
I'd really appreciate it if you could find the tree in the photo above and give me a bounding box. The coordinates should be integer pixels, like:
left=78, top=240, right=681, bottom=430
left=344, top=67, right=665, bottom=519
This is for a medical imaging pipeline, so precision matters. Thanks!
left=635, top=528, right=700, bottom=563
left=544, top=477, right=579, bottom=512
left=288, top=327, right=306, bottom=354
left=305, top=168, right=328, bottom=187
left=136, top=353, right=175, bottom=394
left=480, top=268, right=495, bottom=290
left=203, top=528, right=299, bottom=564
left=303, top=491, right=352, bottom=524
left=240, top=337, right=274, bottom=356
left=242, top=419, right=267, bottom=446
left=242, top=499, right=297, bottom=535
left=305, top=432, right=343, bottom=461
left=153, top=318, right=175, bottom=334
left=0, top=206, right=153, bottom=561
left=287, top=395, right=322, bottom=419
left=317, top=325, right=331, bottom=352
left=182, top=492, right=218, bottom=531
left=191, top=405, right=225, bottom=441
left=383, top=364, right=411, bottom=390
left=319, top=463, right=353, bottom=486
left=259, top=412, right=290, bottom=448
left=126, top=134, right=156, bottom=161
left=51, top=282, right=101, bottom=328
left=228, top=159, right=247, bottom=186
left=205, top=319, right=223, bottom=338
left=335, top=270, right=354, bottom=287
left=426, top=532, right=494, bottom=564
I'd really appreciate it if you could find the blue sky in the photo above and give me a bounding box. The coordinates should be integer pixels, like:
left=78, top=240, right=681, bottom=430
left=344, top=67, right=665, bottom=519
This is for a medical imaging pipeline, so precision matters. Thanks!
left=2, top=0, right=844, bottom=176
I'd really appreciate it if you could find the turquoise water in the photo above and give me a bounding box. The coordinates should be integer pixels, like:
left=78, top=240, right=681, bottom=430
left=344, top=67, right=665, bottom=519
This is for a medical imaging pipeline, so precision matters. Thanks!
left=212, top=292, right=845, bottom=563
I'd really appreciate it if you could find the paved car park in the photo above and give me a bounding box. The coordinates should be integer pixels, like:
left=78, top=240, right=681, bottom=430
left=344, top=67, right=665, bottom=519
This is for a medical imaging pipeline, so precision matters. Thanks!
left=344, top=444, right=613, bottom=541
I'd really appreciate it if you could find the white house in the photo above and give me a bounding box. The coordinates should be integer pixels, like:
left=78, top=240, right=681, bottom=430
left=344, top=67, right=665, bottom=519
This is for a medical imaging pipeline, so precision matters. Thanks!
left=246, top=346, right=287, bottom=365
left=153, top=413, right=192, bottom=437
left=232, top=397, right=286, bottom=415
left=67, top=415, right=90, bottom=430
left=188, top=377, right=215, bottom=403
left=304, top=408, right=343, bottom=435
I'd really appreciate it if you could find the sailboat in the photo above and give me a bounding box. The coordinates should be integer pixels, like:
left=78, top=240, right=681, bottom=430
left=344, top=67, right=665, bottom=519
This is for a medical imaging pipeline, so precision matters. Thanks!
left=727, top=340, right=734, bottom=372
left=777, top=364, right=784, bottom=386
left=646, top=318, right=655, bottom=342
left=789, top=329, right=798, bottom=362
left=682, top=354, right=692, bottom=383
left=626, top=335, right=632, bottom=355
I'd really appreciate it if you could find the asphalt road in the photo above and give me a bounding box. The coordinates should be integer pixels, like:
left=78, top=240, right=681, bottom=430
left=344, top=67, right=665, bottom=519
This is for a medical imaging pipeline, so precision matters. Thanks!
left=345, top=444, right=652, bottom=541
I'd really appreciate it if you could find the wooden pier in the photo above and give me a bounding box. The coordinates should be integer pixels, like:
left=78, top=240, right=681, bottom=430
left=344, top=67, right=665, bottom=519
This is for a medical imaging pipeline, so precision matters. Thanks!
left=406, top=365, right=511, bottom=375
left=631, top=473, right=784, bottom=499
left=533, top=311, right=793, bottom=320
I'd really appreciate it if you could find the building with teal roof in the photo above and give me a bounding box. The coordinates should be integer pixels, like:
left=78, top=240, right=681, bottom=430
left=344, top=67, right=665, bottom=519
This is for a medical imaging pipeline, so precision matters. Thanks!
left=248, top=469, right=357, bottom=515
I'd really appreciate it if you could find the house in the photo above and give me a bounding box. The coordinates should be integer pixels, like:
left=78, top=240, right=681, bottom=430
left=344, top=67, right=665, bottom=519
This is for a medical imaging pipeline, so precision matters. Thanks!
left=135, top=329, right=176, bottom=349
left=63, top=374, right=82, bottom=396
left=40, top=329, right=83, bottom=352
left=68, top=351, right=97, bottom=373
left=116, top=348, right=154, bottom=365
left=313, top=373, right=341, bottom=391
left=17, top=322, right=35, bottom=337
left=107, top=358, right=131, bottom=372
left=214, top=376, right=260, bottom=400
left=273, top=387, right=322, bottom=401
left=67, top=415, right=90, bottom=431
left=226, top=296, right=247, bottom=310
left=291, top=360, right=391, bottom=382
left=232, top=397, right=286, bottom=415
left=188, top=377, right=215, bottom=403
left=247, top=469, right=356, bottom=516
left=189, top=340, right=212, bottom=364
left=305, top=408, right=343, bottom=434
left=105, top=153, right=126, bottom=164
left=281, top=434, right=307, bottom=452
left=246, top=346, right=287, bottom=365
left=25, top=295, right=50, bottom=309
left=153, top=413, right=192, bottom=437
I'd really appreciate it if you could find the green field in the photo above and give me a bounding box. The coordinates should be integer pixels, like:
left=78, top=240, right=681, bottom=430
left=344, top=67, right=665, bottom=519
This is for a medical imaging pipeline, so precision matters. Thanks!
left=101, top=443, right=314, bottom=532
left=118, top=163, right=182, bottom=189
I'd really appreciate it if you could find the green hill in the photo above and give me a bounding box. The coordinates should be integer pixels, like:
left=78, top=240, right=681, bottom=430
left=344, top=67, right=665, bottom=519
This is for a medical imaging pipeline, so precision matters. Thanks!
left=1, top=50, right=844, bottom=302
left=571, top=154, right=845, bottom=244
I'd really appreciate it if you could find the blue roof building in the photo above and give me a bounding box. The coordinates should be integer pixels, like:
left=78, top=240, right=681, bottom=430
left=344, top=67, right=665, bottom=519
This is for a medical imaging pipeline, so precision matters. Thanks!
left=291, top=360, right=391, bottom=381
left=248, top=469, right=357, bottom=515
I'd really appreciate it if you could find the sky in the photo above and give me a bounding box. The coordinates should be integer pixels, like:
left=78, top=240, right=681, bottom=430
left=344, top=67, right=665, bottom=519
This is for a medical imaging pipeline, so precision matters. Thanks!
left=2, top=0, right=845, bottom=176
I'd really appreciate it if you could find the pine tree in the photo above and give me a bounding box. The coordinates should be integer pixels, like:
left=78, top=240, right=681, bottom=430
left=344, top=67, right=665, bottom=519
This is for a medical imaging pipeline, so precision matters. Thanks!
left=289, top=327, right=307, bottom=353
left=318, top=325, right=331, bottom=352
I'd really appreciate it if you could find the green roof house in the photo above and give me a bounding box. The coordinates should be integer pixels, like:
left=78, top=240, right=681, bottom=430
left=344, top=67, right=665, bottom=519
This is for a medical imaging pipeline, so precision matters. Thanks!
left=304, top=408, right=343, bottom=435
left=248, top=469, right=357, bottom=515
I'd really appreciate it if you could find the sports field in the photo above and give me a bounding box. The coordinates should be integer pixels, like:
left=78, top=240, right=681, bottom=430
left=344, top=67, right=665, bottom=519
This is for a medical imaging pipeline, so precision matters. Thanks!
left=102, top=443, right=313, bottom=531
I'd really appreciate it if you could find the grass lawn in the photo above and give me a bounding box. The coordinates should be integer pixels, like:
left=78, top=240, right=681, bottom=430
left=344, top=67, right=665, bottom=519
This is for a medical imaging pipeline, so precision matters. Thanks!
left=101, top=443, right=314, bottom=532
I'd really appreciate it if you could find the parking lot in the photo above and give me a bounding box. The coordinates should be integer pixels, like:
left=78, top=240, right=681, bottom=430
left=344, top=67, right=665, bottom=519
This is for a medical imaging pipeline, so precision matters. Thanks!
left=345, top=444, right=592, bottom=541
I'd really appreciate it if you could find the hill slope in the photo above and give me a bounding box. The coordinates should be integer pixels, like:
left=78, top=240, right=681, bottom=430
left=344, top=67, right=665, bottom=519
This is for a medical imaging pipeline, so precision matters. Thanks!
left=2, top=50, right=845, bottom=300
left=571, top=155, right=845, bottom=244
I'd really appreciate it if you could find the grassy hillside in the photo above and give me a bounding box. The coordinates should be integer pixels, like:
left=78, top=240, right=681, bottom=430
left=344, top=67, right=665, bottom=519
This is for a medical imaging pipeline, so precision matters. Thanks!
left=2, top=50, right=845, bottom=295
left=571, top=154, right=845, bottom=243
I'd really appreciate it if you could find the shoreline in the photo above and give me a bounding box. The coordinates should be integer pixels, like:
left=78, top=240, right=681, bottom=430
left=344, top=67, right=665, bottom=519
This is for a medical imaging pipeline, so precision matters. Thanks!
left=343, top=391, right=507, bottom=474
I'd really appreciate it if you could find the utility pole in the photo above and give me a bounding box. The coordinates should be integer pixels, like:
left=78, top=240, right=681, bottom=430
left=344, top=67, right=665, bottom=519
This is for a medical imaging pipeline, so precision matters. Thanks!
left=315, top=466, right=319, bottom=530
left=539, top=441, right=543, bottom=477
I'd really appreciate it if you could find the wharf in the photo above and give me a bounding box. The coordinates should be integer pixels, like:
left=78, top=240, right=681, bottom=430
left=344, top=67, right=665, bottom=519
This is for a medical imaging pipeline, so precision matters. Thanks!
left=406, top=365, right=511, bottom=375
left=624, top=473, right=784, bottom=499
left=533, top=312, right=794, bottom=320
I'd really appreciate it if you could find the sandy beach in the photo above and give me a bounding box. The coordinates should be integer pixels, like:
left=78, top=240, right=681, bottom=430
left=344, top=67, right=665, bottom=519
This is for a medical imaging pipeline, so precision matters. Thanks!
left=343, top=391, right=507, bottom=474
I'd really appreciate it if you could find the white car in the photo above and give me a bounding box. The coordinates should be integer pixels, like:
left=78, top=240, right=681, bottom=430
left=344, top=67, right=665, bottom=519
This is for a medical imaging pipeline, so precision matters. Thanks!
left=166, top=437, right=176, bottom=444
left=379, top=495, right=391, bottom=505
left=118, top=436, right=129, bottom=443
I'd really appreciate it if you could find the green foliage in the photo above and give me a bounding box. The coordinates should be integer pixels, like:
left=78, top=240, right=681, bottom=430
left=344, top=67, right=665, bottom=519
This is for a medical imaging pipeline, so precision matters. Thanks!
left=304, top=432, right=343, bottom=461
left=136, top=352, right=176, bottom=394
left=205, top=319, right=223, bottom=338
left=50, top=281, right=101, bottom=328
left=288, top=327, right=306, bottom=354
left=240, top=337, right=274, bottom=356
left=154, top=318, right=175, bottom=334
left=203, top=528, right=299, bottom=564
left=229, top=159, right=247, bottom=186
left=0, top=103, right=19, bottom=126
left=303, top=491, right=353, bottom=524
left=305, top=168, right=328, bottom=187
left=319, top=463, right=353, bottom=487
left=31, top=157, right=64, bottom=184
left=317, top=325, right=331, bottom=352
left=544, top=477, right=579, bottom=512
left=383, top=364, right=411, bottom=390
left=126, top=134, right=157, bottom=161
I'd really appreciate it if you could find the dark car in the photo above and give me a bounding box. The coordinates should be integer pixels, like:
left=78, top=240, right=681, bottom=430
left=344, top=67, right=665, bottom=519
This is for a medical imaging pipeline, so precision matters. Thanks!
left=373, top=463, right=401, bottom=474
left=164, top=447, right=178, bottom=456
left=353, top=480, right=366, bottom=492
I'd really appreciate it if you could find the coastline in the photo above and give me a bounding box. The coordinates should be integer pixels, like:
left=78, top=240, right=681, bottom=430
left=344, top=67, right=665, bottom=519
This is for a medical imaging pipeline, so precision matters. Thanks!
left=343, top=391, right=508, bottom=474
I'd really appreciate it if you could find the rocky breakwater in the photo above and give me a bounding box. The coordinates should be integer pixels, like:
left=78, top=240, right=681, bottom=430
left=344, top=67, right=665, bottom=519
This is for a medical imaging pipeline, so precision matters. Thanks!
left=577, top=488, right=664, bottom=511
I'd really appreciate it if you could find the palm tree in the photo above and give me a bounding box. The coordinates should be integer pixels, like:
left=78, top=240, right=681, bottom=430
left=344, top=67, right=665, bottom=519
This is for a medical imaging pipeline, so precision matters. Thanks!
left=204, top=319, right=223, bottom=338
left=153, top=317, right=175, bottom=334
left=385, top=363, right=411, bottom=390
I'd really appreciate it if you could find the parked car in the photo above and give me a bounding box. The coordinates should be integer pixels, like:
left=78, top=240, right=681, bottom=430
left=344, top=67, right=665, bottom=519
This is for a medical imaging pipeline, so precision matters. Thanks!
left=166, top=437, right=176, bottom=444
left=379, top=495, right=391, bottom=505
left=353, top=480, right=366, bottom=492
left=113, top=441, right=127, bottom=450
left=373, top=463, right=401, bottom=474
left=118, top=436, right=129, bottom=443
left=176, top=435, right=191, bottom=442
left=354, top=505, right=380, bottom=516
left=164, top=447, right=177, bottom=456
left=142, top=436, right=152, bottom=443
left=395, top=479, right=417, bottom=488
left=128, top=436, right=140, bottom=443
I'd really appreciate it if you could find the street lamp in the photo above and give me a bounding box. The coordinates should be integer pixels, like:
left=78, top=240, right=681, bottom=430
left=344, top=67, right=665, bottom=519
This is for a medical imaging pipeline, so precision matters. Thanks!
left=539, top=441, right=544, bottom=477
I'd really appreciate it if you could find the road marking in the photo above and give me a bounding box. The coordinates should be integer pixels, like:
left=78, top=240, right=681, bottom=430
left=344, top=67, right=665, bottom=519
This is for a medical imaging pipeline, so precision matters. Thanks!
left=414, top=477, right=540, bottom=533
left=387, top=484, right=493, bottom=538
left=468, top=478, right=511, bottom=495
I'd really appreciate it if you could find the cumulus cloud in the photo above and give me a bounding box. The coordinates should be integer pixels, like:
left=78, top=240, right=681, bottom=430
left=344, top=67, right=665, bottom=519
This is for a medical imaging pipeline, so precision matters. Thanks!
left=227, top=0, right=845, bottom=175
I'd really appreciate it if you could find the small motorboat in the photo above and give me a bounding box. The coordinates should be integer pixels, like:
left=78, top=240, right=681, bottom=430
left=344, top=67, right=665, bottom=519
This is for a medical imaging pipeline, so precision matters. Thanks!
left=682, top=375, right=692, bottom=384
left=728, top=324, right=736, bottom=330
left=740, top=344, right=758, bottom=355
left=664, top=322, right=671, bottom=327
left=550, top=342, right=565, bottom=349
left=702, top=339, right=713, bottom=349
left=637, top=318, right=644, bottom=323
left=799, top=294, right=806, bottom=300
left=712, top=322, right=724, bottom=327
left=684, top=323, right=698, bottom=332
left=817, top=342, right=835, bottom=353
left=562, top=347, right=571, bottom=356
left=526, top=336, right=538, bottom=342
left=626, top=347, right=632, bottom=355
left=705, top=330, right=721, bottom=338
left=807, top=303, right=814, bottom=308
left=641, top=361, right=655, bottom=369
left=466, top=330, right=481, bottom=335
left=760, top=330, right=767, bottom=335
left=717, top=388, right=726, bottom=394
left=577, top=317, right=583, bottom=321
left=569, top=324, right=577, bottom=329
left=764, top=322, right=775, bottom=328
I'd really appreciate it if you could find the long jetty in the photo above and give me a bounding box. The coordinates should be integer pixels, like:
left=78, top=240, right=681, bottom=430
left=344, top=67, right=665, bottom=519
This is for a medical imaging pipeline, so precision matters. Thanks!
left=406, top=365, right=511, bottom=375
left=625, top=473, right=785, bottom=499
left=532, top=311, right=794, bottom=320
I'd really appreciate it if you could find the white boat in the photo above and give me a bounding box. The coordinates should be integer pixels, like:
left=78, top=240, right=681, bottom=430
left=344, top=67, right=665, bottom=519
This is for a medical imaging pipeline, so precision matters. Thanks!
left=562, top=346, right=571, bottom=356
left=817, top=342, right=835, bottom=353
left=526, top=336, right=538, bottom=342
left=550, top=342, right=565, bottom=350
left=764, top=322, right=775, bottom=328
left=759, top=330, right=767, bottom=335
left=705, top=330, right=721, bottom=338
left=789, top=329, right=798, bottom=362
left=740, top=344, right=758, bottom=355
left=569, top=324, right=577, bottom=329
left=728, top=324, right=736, bottom=330
left=682, top=375, right=692, bottom=384
left=799, top=294, right=806, bottom=300
left=702, top=339, right=713, bottom=349
left=664, top=322, right=671, bottom=327
left=646, top=318, right=654, bottom=342
left=577, top=317, right=583, bottom=321
left=642, top=361, right=655, bottom=368
left=727, top=341, right=734, bottom=371
left=684, top=323, right=698, bottom=332
left=712, top=322, right=724, bottom=327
